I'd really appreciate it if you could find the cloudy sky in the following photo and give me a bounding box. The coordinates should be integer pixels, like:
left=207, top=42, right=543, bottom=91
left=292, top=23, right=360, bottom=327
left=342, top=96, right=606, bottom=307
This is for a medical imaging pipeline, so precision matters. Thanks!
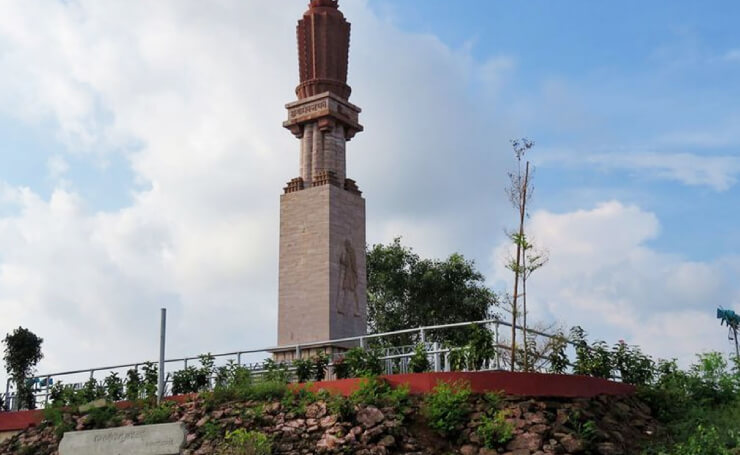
left=1, top=0, right=739, bottom=385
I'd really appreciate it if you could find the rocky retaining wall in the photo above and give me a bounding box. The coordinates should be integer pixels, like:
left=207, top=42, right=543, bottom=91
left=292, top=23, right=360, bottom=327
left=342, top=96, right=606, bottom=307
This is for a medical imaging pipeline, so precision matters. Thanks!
left=0, top=391, right=656, bottom=455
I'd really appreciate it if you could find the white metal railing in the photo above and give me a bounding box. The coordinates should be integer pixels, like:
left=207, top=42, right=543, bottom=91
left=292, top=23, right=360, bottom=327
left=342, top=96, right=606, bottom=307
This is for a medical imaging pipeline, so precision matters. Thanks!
left=2, top=318, right=568, bottom=411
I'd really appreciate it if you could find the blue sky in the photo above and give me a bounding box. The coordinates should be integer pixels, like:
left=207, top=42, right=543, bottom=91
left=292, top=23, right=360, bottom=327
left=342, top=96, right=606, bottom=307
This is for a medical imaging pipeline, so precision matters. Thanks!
left=0, top=0, right=739, bottom=381
left=369, top=0, right=740, bottom=261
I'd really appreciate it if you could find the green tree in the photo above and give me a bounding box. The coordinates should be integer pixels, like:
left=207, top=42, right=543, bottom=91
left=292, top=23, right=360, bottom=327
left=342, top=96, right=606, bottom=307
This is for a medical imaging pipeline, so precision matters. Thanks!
left=367, top=238, right=498, bottom=347
left=2, top=327, right=44, bottom=410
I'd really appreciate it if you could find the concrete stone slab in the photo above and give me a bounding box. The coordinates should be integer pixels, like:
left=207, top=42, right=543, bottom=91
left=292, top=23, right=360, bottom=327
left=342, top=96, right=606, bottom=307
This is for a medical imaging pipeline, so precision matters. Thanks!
left=59, top=422, right=185, bottom=455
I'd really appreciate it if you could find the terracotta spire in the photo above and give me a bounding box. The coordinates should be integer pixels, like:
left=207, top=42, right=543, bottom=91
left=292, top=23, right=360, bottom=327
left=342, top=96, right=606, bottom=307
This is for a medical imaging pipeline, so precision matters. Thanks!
left=296, top=0, right=352, bottom=100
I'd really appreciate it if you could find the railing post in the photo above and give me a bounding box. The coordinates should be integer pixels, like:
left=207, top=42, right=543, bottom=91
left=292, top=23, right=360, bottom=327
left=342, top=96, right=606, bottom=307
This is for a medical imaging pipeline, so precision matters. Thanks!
left=44, top=375, right=51, bottom=407
left=90, top=370, right=95, bottom=380
left=420, top=328, right=426, bottom=344
left=433, top=342, right=441, bottom=372
left=444, top=352, right=450, bottom=372
left=359, top=337, right=365, bottom=349
left=4, top=378, right=10, bottom=411
left=295, top=344, right=301, bottom=360
left=495, top=322, right=501, bottom=370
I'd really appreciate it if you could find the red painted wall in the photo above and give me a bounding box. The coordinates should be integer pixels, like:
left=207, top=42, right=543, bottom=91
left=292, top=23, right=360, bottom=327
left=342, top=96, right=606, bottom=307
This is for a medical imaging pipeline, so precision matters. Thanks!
left=299, top=371, right=636, bottom=397
left=0, top=371, right=634, bottom=432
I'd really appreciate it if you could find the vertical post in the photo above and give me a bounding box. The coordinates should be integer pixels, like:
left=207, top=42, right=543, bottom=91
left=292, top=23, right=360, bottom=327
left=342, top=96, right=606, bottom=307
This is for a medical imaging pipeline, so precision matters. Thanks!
left=420, top=328, right=426, bottom=344
left=4, top=378, right=10, bottom=411
left=44, top=376, right=51, bottom=407
left=359, top=337, right=365, bottom=349
left=433, top=342, right=441, bottom=372
left=158, top=308, right=167, bottom=405
left=237, top=352, right=242, bottom=366
left=495, top=322, right=501, bottom=370
left=295, top=344, right=301, bottom=360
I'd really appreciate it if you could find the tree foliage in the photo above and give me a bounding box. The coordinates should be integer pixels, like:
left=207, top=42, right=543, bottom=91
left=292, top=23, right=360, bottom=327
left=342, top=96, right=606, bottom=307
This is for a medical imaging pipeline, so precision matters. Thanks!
left=2, top=327, right=44, bottom=410
left=366, top=238, right=497, bottom=346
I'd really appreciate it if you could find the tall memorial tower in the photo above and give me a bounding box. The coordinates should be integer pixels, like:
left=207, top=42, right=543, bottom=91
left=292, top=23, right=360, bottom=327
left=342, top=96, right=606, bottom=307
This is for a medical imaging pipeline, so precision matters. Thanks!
left=277, top=0, right=366, bottom=357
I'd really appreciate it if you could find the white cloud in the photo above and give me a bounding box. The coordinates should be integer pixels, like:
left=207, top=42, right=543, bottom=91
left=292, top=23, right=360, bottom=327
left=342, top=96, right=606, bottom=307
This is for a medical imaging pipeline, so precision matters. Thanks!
left=0, top=0, right=517, bottom=384
left=492, top=201, right=740, bottom=365
left=537, top=150, right=740, bottom=191
left=723, top=49, right=740, bottom=62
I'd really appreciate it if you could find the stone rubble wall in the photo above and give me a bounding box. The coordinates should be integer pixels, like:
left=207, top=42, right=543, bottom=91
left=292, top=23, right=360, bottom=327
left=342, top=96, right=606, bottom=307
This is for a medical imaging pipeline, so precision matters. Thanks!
left=0, top=393, right=656, bottom=455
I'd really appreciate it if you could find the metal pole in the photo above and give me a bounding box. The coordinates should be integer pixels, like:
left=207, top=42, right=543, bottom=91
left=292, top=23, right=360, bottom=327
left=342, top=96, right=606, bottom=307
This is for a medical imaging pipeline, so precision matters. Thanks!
left=4, top=378, right=10, bottom=410
left=158, top=308, right=167, bottom=404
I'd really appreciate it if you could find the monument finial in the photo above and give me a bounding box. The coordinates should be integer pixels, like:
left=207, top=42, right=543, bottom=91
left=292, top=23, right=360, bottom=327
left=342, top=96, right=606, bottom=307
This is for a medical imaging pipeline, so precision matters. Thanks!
left=310, top=0, right=339, bottom=8
left=297, top=0, right=351, bottom=99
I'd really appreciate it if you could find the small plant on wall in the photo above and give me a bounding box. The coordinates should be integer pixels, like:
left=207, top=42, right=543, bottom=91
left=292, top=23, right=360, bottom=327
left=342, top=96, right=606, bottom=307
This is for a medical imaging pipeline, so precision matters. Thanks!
left=408, top=343, right=430, bottom=373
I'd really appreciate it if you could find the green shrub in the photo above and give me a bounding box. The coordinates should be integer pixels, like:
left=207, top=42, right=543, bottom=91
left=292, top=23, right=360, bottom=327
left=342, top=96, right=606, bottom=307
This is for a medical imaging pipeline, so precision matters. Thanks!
left=548, top=334, right=569, bottom=374
left=327, top=394, right=354, bottom=421
left=86, top=404, right=121, bottom=429
left=249, top=381, right=288, bottom=402
left=466, top=325, right=496, bottom=370
left=477, top=410, right=514, bottom=448
left=613, top=341, right=654, bottom=385
left=570, top=327, right=612, bottom=378
left=423, top=380, right=472, bottom=437
left=408, top=344, right=430, bottom=373
left=293, top=358, right=313, bottom=383
left=104, top=372, right=124, bottom=402
left=217, top=429, right=272, bottom=455
left=141, top=362, right=159, bottom=402
left=201, top=420, right=223, bottom=440
left=262, top=359, right=290, bottom=384
left=313, top=353, right=329, bottom=382
left=344, top=347, right=383, bottom=377
left=42, top=407, right=73, bottom=437
left=664, top=425, right=737, bottom=455
left=333, top=357, right=351, bottom=379
left=143, top=402, right=174, bottom=425
left=482, top=390, right=503, bottom=409
left=81, top=378, right=105, bottom=403
left=125, top=367, right=142, bottom=401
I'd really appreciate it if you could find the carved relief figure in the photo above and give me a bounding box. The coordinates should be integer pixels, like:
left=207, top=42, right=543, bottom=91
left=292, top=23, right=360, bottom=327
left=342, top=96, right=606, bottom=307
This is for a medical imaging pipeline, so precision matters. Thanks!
left=336, top=239, right=360, bottom=316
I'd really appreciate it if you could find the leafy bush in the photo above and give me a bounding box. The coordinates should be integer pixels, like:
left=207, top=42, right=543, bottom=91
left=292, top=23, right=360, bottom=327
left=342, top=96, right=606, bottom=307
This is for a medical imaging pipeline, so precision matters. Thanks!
left=327, top=394, right=354, bottom=421
left=312, top=353, right=329, bottom=382
left=217, top=429, right=272, bottom=455
left=143, top=402, right=174, bottom=425
left=570, top=327, right=612, bottom=378
left=547, top=334, right=569, bottom=374
left=445, top=325, right=496, bottom=371
left=663, top=425, right=738, bottom=455
left=86, top=404, right=121, bottom=429
left=423, top=380, right=472, bottom=437
left=262, top=359, right=290, bottom=384
left=483, top=390, right=503, bottom=409
left=293, top=358, right=313, bottom=383
left=42, top=407, right=73, bottom=437
left=408, top=344, right=430, bottom=373
left=81, top=378, right=105, bottom=403
left=466, top=325, right=496, bottom=370
left=613, top=341, right=654, bottom=385
left=141, top=362, right=159, bottom=402
left=333, top=357, right=351, bottom=379
left=350, top=377, right=410, bottom=411
left=477, top=410, right=514, bottom=448
left=125, top=368, right=142, bottom=401
left=344, top=347, right=383, bottom=377
left=104, top=372, right=124, bottom=402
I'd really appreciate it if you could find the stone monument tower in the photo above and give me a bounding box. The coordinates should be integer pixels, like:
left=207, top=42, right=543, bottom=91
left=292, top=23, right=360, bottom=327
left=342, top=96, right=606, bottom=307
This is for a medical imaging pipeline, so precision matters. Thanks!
left=276, top=0, right=366, bottom=357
